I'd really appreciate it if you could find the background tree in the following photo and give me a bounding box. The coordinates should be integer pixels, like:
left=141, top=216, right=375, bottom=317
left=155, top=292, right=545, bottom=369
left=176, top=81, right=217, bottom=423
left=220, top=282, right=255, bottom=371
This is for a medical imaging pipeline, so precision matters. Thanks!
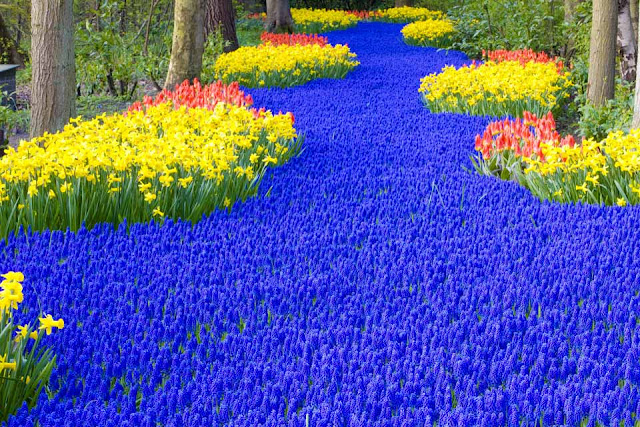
left=0, top=12, right=25, bottom=65
left=30, top=0, right=76, bottom=137
left=165, top=0, right=204, bottom=89
left=205, top=0, right=239, bottom=52
left=618, top=0, right=637, bottom=82
left=587, top=0, right=618, bottom=107
left=395, top=0, right=413, bottom=6
left=265, top=0, right=293, bottom=34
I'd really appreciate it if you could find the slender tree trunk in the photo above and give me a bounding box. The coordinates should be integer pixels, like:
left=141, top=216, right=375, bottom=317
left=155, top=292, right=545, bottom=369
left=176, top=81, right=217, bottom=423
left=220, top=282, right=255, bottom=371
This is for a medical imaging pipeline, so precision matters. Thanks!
left=618, top=0, right=637, bottom=82
left=205, top=0, right=240, bottom=52
left=395, top=0, right=412, bottom=6
left=587, top=0, right=618, bottom=107
left=165, top=0, right=205, bottom=89
left=631, top=2, right=640, bottom=127
left=0, top=13, right=25, bottom=66
left=31, top=0, right=76, bottom=138
left=265, top=0, right=293, bottom=34
left=632, top=0, right=639, bottom=36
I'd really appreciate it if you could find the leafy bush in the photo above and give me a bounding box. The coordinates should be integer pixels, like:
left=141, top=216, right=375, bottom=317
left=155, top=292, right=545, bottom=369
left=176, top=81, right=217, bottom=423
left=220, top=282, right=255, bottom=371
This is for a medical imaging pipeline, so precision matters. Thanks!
left=578, top=81, right=634, bottom=142
left=448, top=0, right=565, bottom=59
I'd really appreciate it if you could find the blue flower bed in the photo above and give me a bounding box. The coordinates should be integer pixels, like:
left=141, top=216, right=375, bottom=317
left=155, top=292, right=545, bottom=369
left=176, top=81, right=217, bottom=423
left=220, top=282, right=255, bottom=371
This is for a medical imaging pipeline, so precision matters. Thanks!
left=5, top=23, right=640, bottom=426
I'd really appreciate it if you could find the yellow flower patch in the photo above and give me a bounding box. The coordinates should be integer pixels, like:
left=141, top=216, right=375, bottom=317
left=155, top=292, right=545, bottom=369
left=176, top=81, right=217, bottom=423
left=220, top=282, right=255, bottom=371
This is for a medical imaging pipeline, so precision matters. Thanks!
left=213, top=43, right=359, bottom=88
left=377, top=6, right=443, bottom=23
left=291, top=8, right=359, bottom=33
left=401, top=19, right=455, bottom=47
left=0, top=102, right=300, bottom=238
left=419, top=60, right=572, bottom=117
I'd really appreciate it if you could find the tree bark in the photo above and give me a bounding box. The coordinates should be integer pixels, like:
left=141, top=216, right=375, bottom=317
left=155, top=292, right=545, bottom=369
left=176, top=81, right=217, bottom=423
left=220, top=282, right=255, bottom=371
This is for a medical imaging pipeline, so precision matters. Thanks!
left=0, top=13, right=25, bottom=66
left=587, top=0, right=618, bottom=107
left=165, top=0, right=205, bottom=89
left=205, top=0, right=240, bottom=52
left=630, top=3, right=640, bottom=127
left=265, top=0, right=293, bottom=34
left=30, top=0, right=76, bottom=138
left=395, top=0, right=413, bottom=6
left=618, top=0, right=637, bottom=82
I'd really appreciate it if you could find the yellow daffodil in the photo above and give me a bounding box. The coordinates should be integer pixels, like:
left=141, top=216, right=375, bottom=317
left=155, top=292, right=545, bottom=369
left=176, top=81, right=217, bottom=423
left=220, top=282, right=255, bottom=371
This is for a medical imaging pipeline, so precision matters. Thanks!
left=0, top=355, right=16, bottom=371
left=152, top=207, right=164, bottom=217
left=38, top=314, right=64, bottom=335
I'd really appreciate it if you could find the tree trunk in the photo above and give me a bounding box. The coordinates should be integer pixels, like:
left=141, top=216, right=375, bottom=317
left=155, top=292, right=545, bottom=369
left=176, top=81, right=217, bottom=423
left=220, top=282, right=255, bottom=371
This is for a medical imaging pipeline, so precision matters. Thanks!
left=265, top=0, right=293, bottom=34
left=631, top=0, right=639, bottom=38
left=618, top=0, right=637, bottom=82
left=30, top=0, right=76, bottom=138
left=165, top=0, right=205, bottom=89
left=0, top=13, right=25, bottom=66
left=587, top=0, right=618, bottom=107
left=395, top=0, right=413, bottom=6
left=205, top=0, right=240, bottom=52
left=630, top=3, right=640, bottom=127
left=564, top=0, right=578, bottom=21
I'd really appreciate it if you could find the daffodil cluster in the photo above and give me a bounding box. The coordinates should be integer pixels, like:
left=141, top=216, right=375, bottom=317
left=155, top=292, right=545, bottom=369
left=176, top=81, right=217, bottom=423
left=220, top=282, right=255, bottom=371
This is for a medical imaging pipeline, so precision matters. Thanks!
left=0, top=101, right=299, bottom=239
left=213, top=43, right=359, bottom=88
left=0, top=272, right=62, bottom=423
left=522, top=129, right=640, bottom=206
left=419, top=60, right=572, bottom=117
left=376, top=6, right=443, bottom=23
left=401, top=19, right=455, bottom=48
left=291, top=8, right=359, bottom=33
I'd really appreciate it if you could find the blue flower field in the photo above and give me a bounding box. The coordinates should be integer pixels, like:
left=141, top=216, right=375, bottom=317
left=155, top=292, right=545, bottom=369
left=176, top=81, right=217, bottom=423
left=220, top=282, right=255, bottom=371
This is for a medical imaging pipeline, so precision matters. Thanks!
left=6, top=23, right=640, bottom=426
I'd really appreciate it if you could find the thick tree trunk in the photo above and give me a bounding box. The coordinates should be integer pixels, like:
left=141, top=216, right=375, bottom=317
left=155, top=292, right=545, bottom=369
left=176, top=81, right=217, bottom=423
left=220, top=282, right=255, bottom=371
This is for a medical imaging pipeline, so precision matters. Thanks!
left=30, top=0, right=76, bottom=138
left=618, top=0, right=637, bottom=82
left=165, top=0, right=205, bottom=89
left=587, top=0, right=618, bottom=107
left=395, top=0, right=413, bottom=6
left=205, top=0, right=239, bottom=52
left=0, top=13, right=25, bottom=66
left=265, top=0, right=293, bottom=34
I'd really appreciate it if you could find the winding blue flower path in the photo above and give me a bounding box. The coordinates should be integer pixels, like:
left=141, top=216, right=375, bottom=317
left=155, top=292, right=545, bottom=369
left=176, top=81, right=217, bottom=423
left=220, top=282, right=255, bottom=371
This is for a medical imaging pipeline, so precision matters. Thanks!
left=8, top=23, right=640, bottom=426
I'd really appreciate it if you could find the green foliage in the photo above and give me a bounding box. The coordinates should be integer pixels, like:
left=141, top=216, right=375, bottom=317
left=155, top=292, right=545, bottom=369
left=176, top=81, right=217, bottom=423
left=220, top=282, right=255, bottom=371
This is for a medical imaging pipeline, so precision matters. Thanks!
left=448, top=0, right=566, bottom=59
left=0, top=272, right=61, bottom=424
left=578, top=81, right=634, bottom=141
left=201, top=31, right=229, bottom=84
left=0, top=316, right=57, bottom=424
left=75, top=1, right=144, bottom=98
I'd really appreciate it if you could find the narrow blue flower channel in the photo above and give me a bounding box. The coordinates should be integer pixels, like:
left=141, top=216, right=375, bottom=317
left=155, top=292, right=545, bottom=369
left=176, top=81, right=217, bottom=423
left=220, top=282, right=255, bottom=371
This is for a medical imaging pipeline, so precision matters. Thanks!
left=6, top=22, right=640, bottom=426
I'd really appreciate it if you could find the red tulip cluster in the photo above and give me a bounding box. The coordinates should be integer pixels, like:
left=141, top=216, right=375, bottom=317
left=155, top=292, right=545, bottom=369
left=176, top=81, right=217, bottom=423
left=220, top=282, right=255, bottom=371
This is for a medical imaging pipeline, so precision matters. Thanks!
left=260, top=32, right=328, bottom=46
left=483, top=49, right=565, bottom=73
left=128, top=79, right=254, bottom=112
left=345, top=10, right=382, bottom=19
left=474, top=111, right=575, bottom=161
